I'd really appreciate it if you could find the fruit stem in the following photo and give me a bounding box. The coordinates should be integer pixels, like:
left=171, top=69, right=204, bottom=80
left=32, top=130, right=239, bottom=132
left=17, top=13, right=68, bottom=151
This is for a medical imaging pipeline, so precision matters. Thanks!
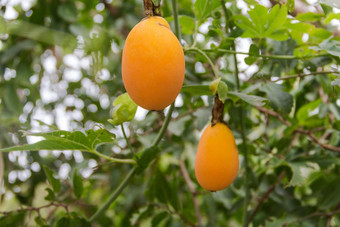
left=143, top=0, right=153, bottom=16
left=143, top=0, right=161, bottom=17
left=221, top=1, right=250, bottom=226
left=211, top=95, right=225, bottom=126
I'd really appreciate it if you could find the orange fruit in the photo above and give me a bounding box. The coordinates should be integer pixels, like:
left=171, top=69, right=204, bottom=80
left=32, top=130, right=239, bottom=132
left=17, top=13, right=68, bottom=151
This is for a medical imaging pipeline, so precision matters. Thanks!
left=195, top=123, right=239, bottom=191
left=122, top=16, right=185, bottom=110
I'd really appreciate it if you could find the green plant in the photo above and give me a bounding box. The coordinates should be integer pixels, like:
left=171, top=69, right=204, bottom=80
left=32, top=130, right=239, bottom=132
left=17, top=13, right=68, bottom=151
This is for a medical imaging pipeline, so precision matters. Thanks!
left=0, top=0, right=340, bottom=226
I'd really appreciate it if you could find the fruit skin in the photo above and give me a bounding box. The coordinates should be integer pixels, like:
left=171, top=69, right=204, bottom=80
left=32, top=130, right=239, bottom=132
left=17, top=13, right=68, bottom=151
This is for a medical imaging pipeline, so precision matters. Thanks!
left=195, top=123, right=239, bottom=191
left=122, top=16, right=185, bottom=110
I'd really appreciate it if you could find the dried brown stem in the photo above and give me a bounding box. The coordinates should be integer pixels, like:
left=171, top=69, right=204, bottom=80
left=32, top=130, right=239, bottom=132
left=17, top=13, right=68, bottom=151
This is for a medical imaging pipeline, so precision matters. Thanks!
left=282, top=209, right=340, bottom=226
left=296, top=129, right=340, bottom=152
left=256, top=106, right=291, bottom=126
left=0, top=202, right=70, bottom=217
left=247, top=171, right=286, bottom=225
left=256, top=107, right=340, bottom=152
left=179, top=160, right=202, bottom=227
left=211, top=95, right=225, bottom=126
left=143, top=0, right=161, bottom=16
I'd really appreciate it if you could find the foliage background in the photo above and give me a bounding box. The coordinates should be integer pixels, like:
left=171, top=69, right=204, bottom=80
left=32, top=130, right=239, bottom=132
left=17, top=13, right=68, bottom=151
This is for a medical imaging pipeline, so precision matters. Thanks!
left=1, top=0, right=340, bottom=226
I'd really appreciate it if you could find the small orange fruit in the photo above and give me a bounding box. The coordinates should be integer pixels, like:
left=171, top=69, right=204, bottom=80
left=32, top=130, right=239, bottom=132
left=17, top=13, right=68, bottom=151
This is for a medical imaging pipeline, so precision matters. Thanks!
left=195, top=123, right=239, bottom=191
left=122, top=16, right=185, bottom=110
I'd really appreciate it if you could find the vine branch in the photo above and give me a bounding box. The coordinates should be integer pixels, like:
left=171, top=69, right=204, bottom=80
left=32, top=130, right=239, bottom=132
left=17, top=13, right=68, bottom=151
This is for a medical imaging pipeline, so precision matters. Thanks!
left=179, top=159, right=202, bottom=227
left=246, top=171, right=286, bottom=225
left=0, top=202, right=70, bottom=216
left=185, top=47, right=219, bottom=78
left=282, top=209, right=340, bottom=226
left=256, top=106, right=340, bottom=152
left=204, top=48, right=330, bottom=60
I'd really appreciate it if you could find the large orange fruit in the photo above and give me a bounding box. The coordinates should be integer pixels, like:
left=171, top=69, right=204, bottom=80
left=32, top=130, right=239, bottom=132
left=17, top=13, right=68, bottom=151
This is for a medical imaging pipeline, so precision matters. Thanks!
left=122, top=16, right=185, bottom=110
left=195, top=123, right=239, bottom=191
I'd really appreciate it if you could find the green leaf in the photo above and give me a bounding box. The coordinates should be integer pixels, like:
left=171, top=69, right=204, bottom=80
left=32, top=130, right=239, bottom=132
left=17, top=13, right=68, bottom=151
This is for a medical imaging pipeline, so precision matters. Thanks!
left=287, top=162, right=320, bottom=187
left=245, top=44, right=259, bottom=65
left=5, top=20, right=77, bottom=50
left=179, top=16, right=195, bottom=35
left=43, top=165, right=61, bottom=193
left=137, top=146, right=161, bottom=171
left=228, top=91, right=267, bottom=106
left=312, top=38, right=340, bottom=57
left=248, top=5, right=268, bottom=35
left=152, top=212, right=168, bottom=227
left=266, top=4, right=287, bottom=34
left=261, top=83, right=293, bottom=114
left=209, top=78, right=228, bottom=101
left=168, top=115, right=191, bottom=136
left=130, top=206, right=155, bottom=225
left=324, top=13, right=340, bottom=23
left=0, top=40, right=36, bottom=64
left=194, top=108, right=211, bottom=130
left=146, top=170, right=178, bottom=210
left=57, top=2, right=78, bottom=23
left=296, top=99, right=322, bottom=126
left=332, top=79, right=340, bottom=87
left=194, top=0, right=221, bottom=22
left=3, top=83, right=23, bottom=115
left=312, top=176, right=340, bottom=209
left=265, top=217, right=286, bottom=227
left=44, top=188, right=55, bottom=201
left=318, top=0, right=340, bottom=8
left=294, top=45, right=313, bottom=58
left=73, top=169, right=83, bottom=199
left=109, top=93, right=137, bottom=125
left=310, top=27, right=332, bottom=40
left=55, top=215, right=90, bottom=227
left=249, top=44, right=259, bottom=56
left=234, top=4, right=288, bottom=40
left=209, top=78, right=221, bottom=95
left=34, top=216, right=47, bottom=227
left=287, top=0, right=295, bottom=12
left=0, top=129, right=115, bottom=153
left=55, top=217, right=71, bottom=227
left=296, top=12, right=324, bottom=22
left=0, top=17, right=5, bottom=34
left=217, top=81, right=228, bottom=101
left=234, top=15, right=260, bottom=38
left=181, top=85, right=212, bottom=96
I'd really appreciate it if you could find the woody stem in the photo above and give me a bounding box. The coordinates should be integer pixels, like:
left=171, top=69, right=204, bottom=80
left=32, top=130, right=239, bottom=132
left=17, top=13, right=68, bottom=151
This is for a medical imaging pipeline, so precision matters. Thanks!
left=211, top=95, right=225, bottom=126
